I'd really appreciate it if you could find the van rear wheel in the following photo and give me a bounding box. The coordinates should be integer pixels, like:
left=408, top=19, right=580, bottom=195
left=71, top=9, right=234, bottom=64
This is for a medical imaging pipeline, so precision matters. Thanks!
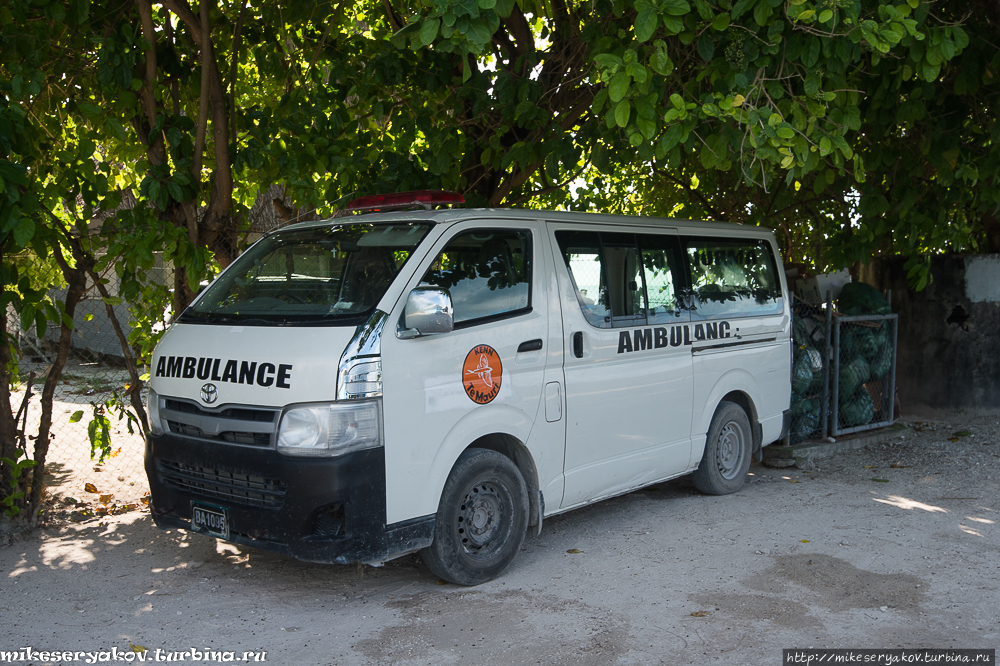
left=421, top=448, right=529, bottom=586
left=692, top=401, right=752, bottom=495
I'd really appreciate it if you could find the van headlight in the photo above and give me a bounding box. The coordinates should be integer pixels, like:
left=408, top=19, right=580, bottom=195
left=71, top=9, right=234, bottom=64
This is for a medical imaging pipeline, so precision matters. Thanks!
left=277, top=400, right=382, bottom=457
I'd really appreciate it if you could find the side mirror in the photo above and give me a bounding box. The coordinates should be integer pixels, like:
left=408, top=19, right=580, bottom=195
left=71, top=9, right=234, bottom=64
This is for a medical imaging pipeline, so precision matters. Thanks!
left=397, top=286, right=454, bottom=339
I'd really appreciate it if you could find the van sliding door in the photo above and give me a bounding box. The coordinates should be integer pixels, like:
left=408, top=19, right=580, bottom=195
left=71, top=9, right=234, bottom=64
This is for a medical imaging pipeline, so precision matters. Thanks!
left=551, top=226, right=694, bottom=510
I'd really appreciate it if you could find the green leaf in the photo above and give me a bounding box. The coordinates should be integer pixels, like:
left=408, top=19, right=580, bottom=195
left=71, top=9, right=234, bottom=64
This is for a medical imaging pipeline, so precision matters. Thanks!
left=21, top=304, right=35, bottom=331
left=608, top=71, right=630, bottom=103
left=661, top=0, right=690, bottom=16
left=420, top=18, right=440, bottom=46
left=752, top=0, right=771, bottom=26
left=651, top=47, right=674, bottom=76
left=818, top=9, right=833, bottom=23
left=626, top=62, right=648, bottom=84
left=662, top=16, right=684, bottom=33
left=104, top=118, right=127, bottom=141
left=804, top=71, right=821, bottom=97
left=0, top=159, right=28, bottom=186
left=635, top=9, right=658, bottom=42
left=712, top=13, right=730, bottom=31
left=466, top=19, right=492, bottom=46
left=614, top=99, right=631, bottom=128
left=802, top=39, right=821, bottom=68
left=478, top=0, right=496, bottom=8
left=660, top=123, right=684, bottom=152
left=953, top=26, right=969, bottom=50
left=697, top=34, right=714, bottom=61
left=494, top=0, right=514, bottom=16
left=594, top=53, right=624, bottom=69
left=637, top=117, right=657, bottom=140
left=69, top=410, right=84, bottom=423
left=731, top=0, right=756, bottom=20
left=592, top=88, right=609, bottom=115
left=13, top=218, right=34, bottom=247
left=79, top=103, right=102, bottom=119
left=670, top=93, right=685, bottom=110
left=776, top=127, right=795, bottom=139
left=167, top=181, right=183, bottom=202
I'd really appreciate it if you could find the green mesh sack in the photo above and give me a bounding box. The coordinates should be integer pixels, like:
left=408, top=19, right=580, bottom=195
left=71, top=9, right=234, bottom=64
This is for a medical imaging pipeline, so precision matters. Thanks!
left=791, top=397, right=820, bottom=441
left=841, top=388, right=875, bottom=427
left=793, top=353, right=814, bottom=395
left=869, top=344, right=892, bottom=380
left=793, top=312, right=810, bottom=347
left=838, top=282, right=891, bottom=316
left=839, top=356, right=870, bottom=401
left=872, top=322, right=889, bottom=350
left=841, top=326, right=879, bottom=362
left=804, top=347, right=824, bottom=393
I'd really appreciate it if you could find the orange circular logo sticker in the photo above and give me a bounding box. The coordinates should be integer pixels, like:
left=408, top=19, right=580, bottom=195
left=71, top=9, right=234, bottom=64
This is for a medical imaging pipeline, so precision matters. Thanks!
left=463, top=345, right=502, bottom=404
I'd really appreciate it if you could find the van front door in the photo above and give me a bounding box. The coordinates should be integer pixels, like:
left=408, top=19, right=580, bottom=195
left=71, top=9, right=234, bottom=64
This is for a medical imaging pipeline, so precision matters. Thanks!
left=550, top=226, right=694, bottom=510
left=380, top=221, right=562, bottom=527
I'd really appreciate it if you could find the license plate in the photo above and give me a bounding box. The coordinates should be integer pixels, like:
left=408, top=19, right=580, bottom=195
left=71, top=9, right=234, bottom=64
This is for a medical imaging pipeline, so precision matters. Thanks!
left=191, top=503, right=230, bottom=539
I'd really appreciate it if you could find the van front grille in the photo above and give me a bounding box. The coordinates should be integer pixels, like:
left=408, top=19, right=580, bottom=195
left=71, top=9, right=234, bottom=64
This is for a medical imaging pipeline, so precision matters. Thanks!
left=158, top=460, right=286, bottom=508
left=167, top=421, right=272, bottom=447
left=158, top=398, right=278, bottom=449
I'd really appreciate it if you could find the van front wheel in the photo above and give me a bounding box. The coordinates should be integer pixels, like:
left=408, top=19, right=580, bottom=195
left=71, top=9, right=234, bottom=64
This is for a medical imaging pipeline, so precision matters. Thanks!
left=421, top=448, right=529, bottom=586
left=692, top=401, right=752, bottom=495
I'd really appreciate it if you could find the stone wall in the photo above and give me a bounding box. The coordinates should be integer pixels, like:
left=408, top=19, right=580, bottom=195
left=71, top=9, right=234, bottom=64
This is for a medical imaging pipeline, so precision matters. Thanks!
left=860, top=255, right=1000, bottom=411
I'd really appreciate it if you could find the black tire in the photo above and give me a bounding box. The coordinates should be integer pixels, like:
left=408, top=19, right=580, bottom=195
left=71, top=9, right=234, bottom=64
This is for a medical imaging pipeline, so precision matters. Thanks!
left=692, top=401, right=752, bottom=495
left=421, top=448, right=529, bottom=586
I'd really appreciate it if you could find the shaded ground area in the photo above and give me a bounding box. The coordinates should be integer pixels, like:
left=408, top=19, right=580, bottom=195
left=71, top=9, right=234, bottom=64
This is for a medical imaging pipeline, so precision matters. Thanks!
left=1, top=410, right=998, bottom=664
left=11, top=360, right=149, bottom=520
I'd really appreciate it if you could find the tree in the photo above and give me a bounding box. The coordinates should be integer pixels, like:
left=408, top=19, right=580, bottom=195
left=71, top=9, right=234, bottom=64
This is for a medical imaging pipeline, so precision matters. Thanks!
left=0, top=0, right=984, bottom=522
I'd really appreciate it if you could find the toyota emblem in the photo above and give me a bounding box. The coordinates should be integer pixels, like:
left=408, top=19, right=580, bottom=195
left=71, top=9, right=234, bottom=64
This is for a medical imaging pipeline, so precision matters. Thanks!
left=200, top=383, right=219, bottom=404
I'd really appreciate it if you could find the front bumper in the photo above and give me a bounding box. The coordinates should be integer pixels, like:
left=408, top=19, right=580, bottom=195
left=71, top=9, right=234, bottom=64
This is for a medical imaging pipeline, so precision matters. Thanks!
left=144, top=432, right=433, bottom=564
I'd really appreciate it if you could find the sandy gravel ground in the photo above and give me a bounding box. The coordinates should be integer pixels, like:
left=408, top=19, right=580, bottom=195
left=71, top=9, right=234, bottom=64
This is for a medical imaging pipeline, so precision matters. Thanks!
left=2, top=409, right=998, bottom=665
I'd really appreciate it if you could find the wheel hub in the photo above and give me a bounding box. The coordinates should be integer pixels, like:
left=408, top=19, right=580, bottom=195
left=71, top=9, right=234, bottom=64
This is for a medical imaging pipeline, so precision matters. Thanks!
left=458, top=484, right=505, bottom=554
left=716, top=422, right=745, bottom=480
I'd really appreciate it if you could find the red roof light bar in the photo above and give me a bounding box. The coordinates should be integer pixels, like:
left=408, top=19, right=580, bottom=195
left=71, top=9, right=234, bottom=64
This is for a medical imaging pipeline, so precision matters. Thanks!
left=345, top=190, right=465, bottom=213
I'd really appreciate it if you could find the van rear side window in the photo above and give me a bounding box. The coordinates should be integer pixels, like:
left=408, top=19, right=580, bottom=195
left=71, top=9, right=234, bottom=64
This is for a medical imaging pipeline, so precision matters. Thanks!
left=683, top=238, right=783, bottom=318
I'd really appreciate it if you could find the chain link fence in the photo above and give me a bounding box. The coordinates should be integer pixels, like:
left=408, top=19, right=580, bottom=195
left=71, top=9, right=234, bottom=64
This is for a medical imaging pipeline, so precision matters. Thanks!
left=831, top=314, right=898, bottom=436
left=789, top=289, right=898, bottom=443
left=790, top=296, right=831, bottom=444
left=6, top=258, right=168, bottom=519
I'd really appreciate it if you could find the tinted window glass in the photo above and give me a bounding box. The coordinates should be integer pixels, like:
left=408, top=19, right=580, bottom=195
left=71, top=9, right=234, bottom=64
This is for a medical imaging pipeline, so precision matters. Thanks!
left=420, top=229, right=531, bottom=324
left=683, top=238, right=782, bottom=317
left=639, top=234, right=680, bottom=325
left=556, top=230, right=683, bottom=328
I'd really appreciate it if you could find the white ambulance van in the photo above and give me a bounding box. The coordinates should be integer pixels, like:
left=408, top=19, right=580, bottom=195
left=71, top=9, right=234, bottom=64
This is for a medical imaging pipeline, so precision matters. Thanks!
left=145, top=191, right=791, bottom=585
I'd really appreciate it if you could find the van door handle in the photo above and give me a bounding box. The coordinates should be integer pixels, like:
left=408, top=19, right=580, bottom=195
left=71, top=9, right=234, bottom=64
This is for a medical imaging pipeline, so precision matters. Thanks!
left=572, top=332, right=583, bottom=358
left=517, top=339, right=543, bottom=353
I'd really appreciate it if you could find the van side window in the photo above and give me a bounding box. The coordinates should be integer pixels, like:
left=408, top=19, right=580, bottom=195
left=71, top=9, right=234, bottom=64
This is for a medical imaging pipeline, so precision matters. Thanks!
left=419, top=229, right=531, bottom=325
left=637, top=233, right=680, bottom=325
left=555, top=230, right=683, bottom=328
left=683, top=238, right=782, bottom=318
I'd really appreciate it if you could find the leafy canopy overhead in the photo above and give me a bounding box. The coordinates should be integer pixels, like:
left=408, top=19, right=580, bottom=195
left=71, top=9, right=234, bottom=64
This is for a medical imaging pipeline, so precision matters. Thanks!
left=0, top=0, right=988, bottom=303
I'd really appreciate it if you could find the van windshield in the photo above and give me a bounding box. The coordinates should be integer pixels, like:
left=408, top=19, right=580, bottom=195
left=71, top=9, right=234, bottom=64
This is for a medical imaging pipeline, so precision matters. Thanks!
left=178, top=222, right=434, bottom=326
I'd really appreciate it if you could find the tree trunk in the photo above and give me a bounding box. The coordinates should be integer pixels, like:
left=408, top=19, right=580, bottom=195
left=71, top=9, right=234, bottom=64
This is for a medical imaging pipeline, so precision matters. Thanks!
left=0, top=298, right=20, bottom=493
left=26, top=260, right=88, bottom=522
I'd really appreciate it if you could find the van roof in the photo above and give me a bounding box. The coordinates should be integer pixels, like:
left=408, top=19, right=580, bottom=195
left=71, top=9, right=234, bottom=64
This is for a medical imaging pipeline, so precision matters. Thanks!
left=282, top=208, right=776, bottom=239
